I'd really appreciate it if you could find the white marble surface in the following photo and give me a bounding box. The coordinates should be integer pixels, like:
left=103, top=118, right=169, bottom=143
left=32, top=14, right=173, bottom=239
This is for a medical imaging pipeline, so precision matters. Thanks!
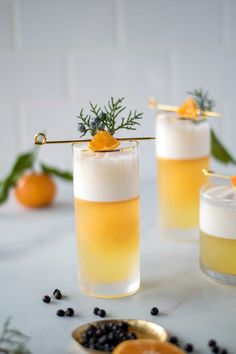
left=1, top=179, right=236, bottom=354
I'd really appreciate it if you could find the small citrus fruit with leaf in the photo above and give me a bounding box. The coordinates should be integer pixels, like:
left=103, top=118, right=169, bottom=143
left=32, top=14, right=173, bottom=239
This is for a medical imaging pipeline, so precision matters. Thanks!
left=0, top=148, right=72, bottom=208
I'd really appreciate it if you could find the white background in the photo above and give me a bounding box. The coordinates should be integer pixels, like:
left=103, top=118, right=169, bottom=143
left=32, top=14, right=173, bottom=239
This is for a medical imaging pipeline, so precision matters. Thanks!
left=0, top=0, right=236, bottom=179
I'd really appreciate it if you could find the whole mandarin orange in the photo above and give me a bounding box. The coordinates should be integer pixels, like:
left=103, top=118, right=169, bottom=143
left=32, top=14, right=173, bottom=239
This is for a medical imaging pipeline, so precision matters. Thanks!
left=15, top=172, right=56, bottom=208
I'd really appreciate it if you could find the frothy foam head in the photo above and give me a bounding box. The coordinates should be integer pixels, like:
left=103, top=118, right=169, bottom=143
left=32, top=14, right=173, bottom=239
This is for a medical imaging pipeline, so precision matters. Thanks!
left=73, top=143, right=139, bottom=202
left=200, top=184, right=236, bottom=239
left=156, top=113, right=210, bottom=159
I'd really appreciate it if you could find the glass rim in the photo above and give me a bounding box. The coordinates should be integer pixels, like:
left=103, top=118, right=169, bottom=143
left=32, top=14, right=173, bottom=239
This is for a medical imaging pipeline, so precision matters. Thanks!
left=200, top=182, right=236, bottom=204
left=72, top=140, right=139, bottom=153
left=156, top=111, right=208, bottom=122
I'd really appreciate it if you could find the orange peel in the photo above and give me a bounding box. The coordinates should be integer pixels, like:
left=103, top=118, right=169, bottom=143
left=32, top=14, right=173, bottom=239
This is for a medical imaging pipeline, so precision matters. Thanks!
left=177, top=98, right=198, bottom=119
left=88, top=130, right=120, bottom=151
left=112, top=339, right=185, bottom=354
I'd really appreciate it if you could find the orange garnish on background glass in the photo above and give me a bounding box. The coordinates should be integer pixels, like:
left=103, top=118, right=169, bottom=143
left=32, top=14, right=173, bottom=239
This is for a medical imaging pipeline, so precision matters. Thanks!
left=230, top=176, right=236, bottom=187
left=177, top=98, right=198, bottom=119
left=88, top=131, right=120, bottom=151
left=112, top=339, right=185, bottom=354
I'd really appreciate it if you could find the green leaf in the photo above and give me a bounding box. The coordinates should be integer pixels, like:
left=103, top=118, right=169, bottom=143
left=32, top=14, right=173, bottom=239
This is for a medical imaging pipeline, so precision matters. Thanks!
left=11, top=151, right=36, bottom=180
left=0, top=179, right=12, bottom=204
left=211, top=129, right=236, bottom=165
left=0, top=149, right=36, bottom=205
left=41, top=163, right=73, bottom=181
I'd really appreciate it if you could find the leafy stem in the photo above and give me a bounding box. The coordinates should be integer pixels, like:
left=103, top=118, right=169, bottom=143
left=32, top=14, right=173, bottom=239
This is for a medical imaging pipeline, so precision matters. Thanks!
left=41, top=163, right=73, bottom=181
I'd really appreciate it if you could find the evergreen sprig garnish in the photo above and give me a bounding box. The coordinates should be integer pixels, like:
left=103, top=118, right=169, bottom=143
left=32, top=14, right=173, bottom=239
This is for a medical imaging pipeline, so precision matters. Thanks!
left=77, top=97, right=143, bottom=137
left=187, top=88, right=215, bottom=112
left=0, top=317, right=31, bottom=354
left=187, top=88, right=236, bottom=166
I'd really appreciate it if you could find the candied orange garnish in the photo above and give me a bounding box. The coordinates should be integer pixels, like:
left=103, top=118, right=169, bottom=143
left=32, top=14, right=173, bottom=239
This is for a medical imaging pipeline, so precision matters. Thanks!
left=113, top=339, right=185, bottom=354
left=177, top=98, right=198, bottom=119
left=88, top=130, right=120, bottom=151
left=230, top=176, right=236, bottom=187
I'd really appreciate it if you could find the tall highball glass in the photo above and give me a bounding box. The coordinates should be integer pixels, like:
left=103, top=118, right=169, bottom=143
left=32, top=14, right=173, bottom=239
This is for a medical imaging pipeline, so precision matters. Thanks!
left=156, top=113, right=210, bottom=240
left=73, top=141, right=140, bottom=298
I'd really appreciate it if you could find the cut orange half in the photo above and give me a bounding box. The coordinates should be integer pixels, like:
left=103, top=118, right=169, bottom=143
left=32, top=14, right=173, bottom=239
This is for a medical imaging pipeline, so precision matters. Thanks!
left=230, top=175, right=236, bottom=187
left=112, top=340, right=185, bottom=354
left=88, top=131, right=120, bottom=151
left=177, top=98, right=198, bottom=119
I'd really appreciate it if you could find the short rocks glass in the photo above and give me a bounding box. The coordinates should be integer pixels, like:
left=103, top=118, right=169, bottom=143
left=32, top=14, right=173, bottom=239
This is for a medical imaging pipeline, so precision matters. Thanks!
left=200, top=183, right=236, bottom=284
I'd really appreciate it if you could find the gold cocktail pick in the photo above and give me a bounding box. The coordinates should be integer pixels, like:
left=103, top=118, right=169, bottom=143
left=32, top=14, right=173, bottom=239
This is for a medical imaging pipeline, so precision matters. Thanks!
left=202, top=169, right=236, bottom=186
left=148, top=97, right=221, bottom=118
left=34, top=132, right=155, bottom=145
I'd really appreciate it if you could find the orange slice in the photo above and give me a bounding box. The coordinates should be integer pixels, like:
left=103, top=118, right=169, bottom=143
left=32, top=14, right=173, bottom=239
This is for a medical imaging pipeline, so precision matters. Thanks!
left=113, top=340, right=185, bottom=354
left=88, top=130, right=120, bottom=151
left=230, top=176, right=236, bottom=187
left=177, top=98, right=198, bottom=119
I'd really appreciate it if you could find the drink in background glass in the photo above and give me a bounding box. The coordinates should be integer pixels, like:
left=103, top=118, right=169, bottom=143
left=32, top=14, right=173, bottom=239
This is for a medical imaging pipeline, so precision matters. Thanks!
left=200, top=183, right=236, bottom=284
left=73, top=141, right=140, bottom=298
left=156, top=113, right=210, bottom=240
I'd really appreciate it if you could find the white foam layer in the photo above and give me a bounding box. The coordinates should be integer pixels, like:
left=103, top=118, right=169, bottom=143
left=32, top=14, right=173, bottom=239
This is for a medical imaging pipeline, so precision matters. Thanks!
left=156, top=114, right=210, bottom=159
left=200, top=185, right=236, bottom=239
left=73, top=145, right=139, bottom=202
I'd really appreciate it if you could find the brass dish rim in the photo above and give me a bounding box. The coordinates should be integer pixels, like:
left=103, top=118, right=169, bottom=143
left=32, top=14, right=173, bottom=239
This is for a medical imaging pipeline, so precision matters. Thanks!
left=71, top=318, right=168, bottom=354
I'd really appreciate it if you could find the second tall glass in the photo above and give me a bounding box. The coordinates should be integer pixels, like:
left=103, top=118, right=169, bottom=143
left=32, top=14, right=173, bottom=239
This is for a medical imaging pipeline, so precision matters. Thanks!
left=156, top=113, right=210, bottom=240
left=73, top=141, right=140, bottom=298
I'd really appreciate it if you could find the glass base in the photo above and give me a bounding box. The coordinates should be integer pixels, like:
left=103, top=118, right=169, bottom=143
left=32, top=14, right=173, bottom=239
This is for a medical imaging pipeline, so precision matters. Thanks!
left=158, top=225, right=199, bottom=242
left=79, top=276, right=140, bottom=299
left=200, top=263, right=236, bottom=285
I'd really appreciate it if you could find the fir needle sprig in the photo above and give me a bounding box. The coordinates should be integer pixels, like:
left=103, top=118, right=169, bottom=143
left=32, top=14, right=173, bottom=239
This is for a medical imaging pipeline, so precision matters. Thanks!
left=0, top=317, right=31, bottom=354
left=187, top=88, right=215, bottom=112
left=77, top=97, right=143, bottom=137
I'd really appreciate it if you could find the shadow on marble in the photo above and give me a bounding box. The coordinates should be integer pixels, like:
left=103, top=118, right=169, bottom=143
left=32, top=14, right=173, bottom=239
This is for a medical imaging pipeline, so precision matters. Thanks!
left=1, top=200, right=74, bottom=218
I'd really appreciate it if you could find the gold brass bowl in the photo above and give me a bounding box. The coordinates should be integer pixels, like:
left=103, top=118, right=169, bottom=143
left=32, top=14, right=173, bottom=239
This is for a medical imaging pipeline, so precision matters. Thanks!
left=72, top=319, right=168, bottom=353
